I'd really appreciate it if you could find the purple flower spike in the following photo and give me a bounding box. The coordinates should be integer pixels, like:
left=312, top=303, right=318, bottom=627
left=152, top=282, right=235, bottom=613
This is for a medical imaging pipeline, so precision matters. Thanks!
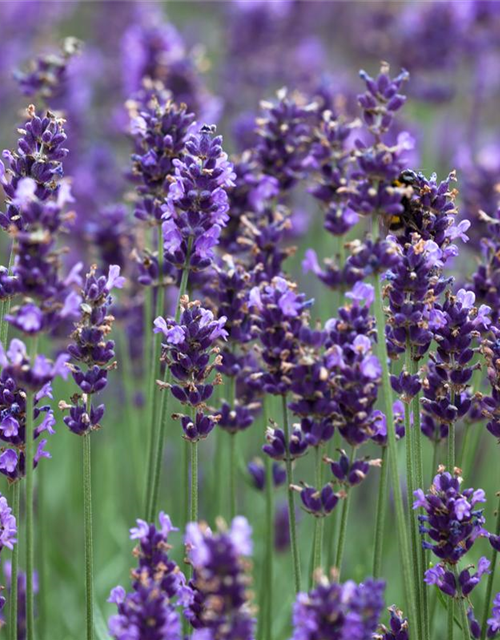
left=290, top=573, right=385, bottom=640
left=162, top=124, right=235, bottom=273
left=0, top=494, right=17, bottom=551
left=184, top=518, right=255, bottom=639
left=294, top=483, right=341, bottom=518
left=414, top=471, right=486, bottom=564
left=108, top=512, right=187, bottom=640
left=378, top=605, right=409, bottom=640
left=156, top=299, right=227, bottom=442
left=62, top=265, right=122, bottom=436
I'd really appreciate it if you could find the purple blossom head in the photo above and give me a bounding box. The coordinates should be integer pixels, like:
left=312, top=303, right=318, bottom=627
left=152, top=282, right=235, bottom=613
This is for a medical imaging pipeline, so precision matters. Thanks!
left=358, top=62, right=409, bottom=138
left=154, top=300, right=227, bottom=411
left=413, top=470, right=487, bottom=564
left=184, top=518, right=255, bottom=639
left=162, top=124, right=235, bottom=272
left=108, top=512, right=186, bottom=639
left=290, top=573, right=385, bottom=640
left=0, top=495, right=17, bottom=551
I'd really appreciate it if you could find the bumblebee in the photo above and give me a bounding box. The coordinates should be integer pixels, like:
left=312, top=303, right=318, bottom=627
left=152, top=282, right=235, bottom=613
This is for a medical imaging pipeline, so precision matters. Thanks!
left=386, top=169, right=419, bottom=236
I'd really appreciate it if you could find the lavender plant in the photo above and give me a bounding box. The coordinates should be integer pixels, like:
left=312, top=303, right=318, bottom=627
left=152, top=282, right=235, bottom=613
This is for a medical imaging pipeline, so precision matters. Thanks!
left=1, top=4, right=500, bottom=639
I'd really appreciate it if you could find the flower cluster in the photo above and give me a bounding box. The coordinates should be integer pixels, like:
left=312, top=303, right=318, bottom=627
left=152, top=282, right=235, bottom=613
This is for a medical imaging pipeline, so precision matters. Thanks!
left=357, top=63, right=409, bottom=138
left=471, top=206, right=500, bottom=325
left=249, top=277, right=312, bottom=396
left=254, top=89, right=318, bottom=194
left=375, top=606, right=409, bottom=640
left=290, top=572, right=385, bottom=640
left=220, top=154, right=279, bottom=254
left=424, top=557, right=490, bottom=597
left=0, top=107, right=81, bottom=334
left=14, top=37, right=81, bottom=101
left=108, top=513, right=187, bottom=640
left=61, top=265, right=124, bottom=435
left=413, top=470, right=487, bottom=564
left=129, top=96, right=196, bottom=223
left=0, top=339, right=68, bottom=480
left=162, top=124, right=235, bottom=272
left=0, top=495, right=17, bottom=552
left=154, top=299, right=227, bottom=441
left=0, top=107, right=68, bottom=229
left=184, top=517, right=255, bottom=640
left=421, top=289, right=490, bottom=442
left=293, top=482, right=342, bottom=518
left=482, top=326, right=500, bottom=438
left=308, top=110, right=359, bottom=237
left=247, top=458, right=286, bottom=491
left=325, top=291, right=382, bottom=447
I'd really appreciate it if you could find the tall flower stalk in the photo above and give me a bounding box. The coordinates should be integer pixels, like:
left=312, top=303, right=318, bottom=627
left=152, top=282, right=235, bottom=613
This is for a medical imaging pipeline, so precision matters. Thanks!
left=60, top=264, right=124, bottom=639
left=145, top=123, right=234, bottom=521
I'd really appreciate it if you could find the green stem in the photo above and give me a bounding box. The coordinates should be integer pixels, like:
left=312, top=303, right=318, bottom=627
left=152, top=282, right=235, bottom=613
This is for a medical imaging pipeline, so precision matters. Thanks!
left=142, top=284, right=154, bottom=507
left=404, top=398, right=422, bottom=640
left=229, top=433, right=237, bottom=520
left=183, top=440, right=190, bottom=529
left=228, top=373, right=237, bottom=520
left=25, top=336, right=38, bottom=640
left=83, top=432, right=94, bottom=640
left=144, top=226, right=165, bottom=515
left=448, top=598, right=455, bottom=640
left=311, top=446, right=324, bottom=583
left=282, top=394, right=301, bottom=593
left=410, top=359, right=430, bottom=640
left=146, top=242, right=191, bottom=522
left=190, top=441, right=198, bottom=523
left=373, top=269, right=417, bottom=624
left=452, top=566, right=470, bottom=640
left=372, top=446, right=388, bottom=577
left=335, top=446, right=355, bottom=578
left=481, top=492, right=500, bottom=640
left=264, top=443, right=273, bottom=640
left=9, top=481, right=20, bottom=640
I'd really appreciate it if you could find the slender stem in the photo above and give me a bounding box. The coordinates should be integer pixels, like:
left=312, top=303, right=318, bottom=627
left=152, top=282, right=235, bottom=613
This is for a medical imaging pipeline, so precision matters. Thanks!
left=144, top=226, right=165, bottom=514
left=25, top=386, right=35, bottom=640
left=311, top=446, right=324, bottom=583
left=264, top=440, right=273, bottom=640
left=190, top=441, right=198, bottom=523
left=373, top=269, right=417, bottom=624
left=282, top=394, right=301, bottom=593
left=452, top=566, right=471, bottom=640
left=335, top=446, right=355, bottom=578
left=228, top=373, right=237, bottom=520
left=183, top=440, right=190, bottom=528
left=146, top=242, right=191, bottom=522
left=142, top=285, right=154, bottom=506
left=447, top=424, right=455, bottom=472
left=372, top=446, right=388, bottom=577
left=481, top=492, right=500, bottom=640
left=9, top=481, right=20, bottom=640
left=404, top=398, right=422, bottom=640
left=83, top=432, right=94, bottom=640
left=229, top=433, right=237, bottom=520
left=448, top=598, right=455, bottom=640
left=326, top=430, right=341, bottom=571
left=410, top=358, right=430, bottom=640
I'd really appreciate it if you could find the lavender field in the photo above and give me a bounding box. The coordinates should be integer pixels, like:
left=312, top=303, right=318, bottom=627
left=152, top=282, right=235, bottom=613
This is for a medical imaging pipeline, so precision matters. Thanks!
left=2, top=1, right=500, bottom=638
